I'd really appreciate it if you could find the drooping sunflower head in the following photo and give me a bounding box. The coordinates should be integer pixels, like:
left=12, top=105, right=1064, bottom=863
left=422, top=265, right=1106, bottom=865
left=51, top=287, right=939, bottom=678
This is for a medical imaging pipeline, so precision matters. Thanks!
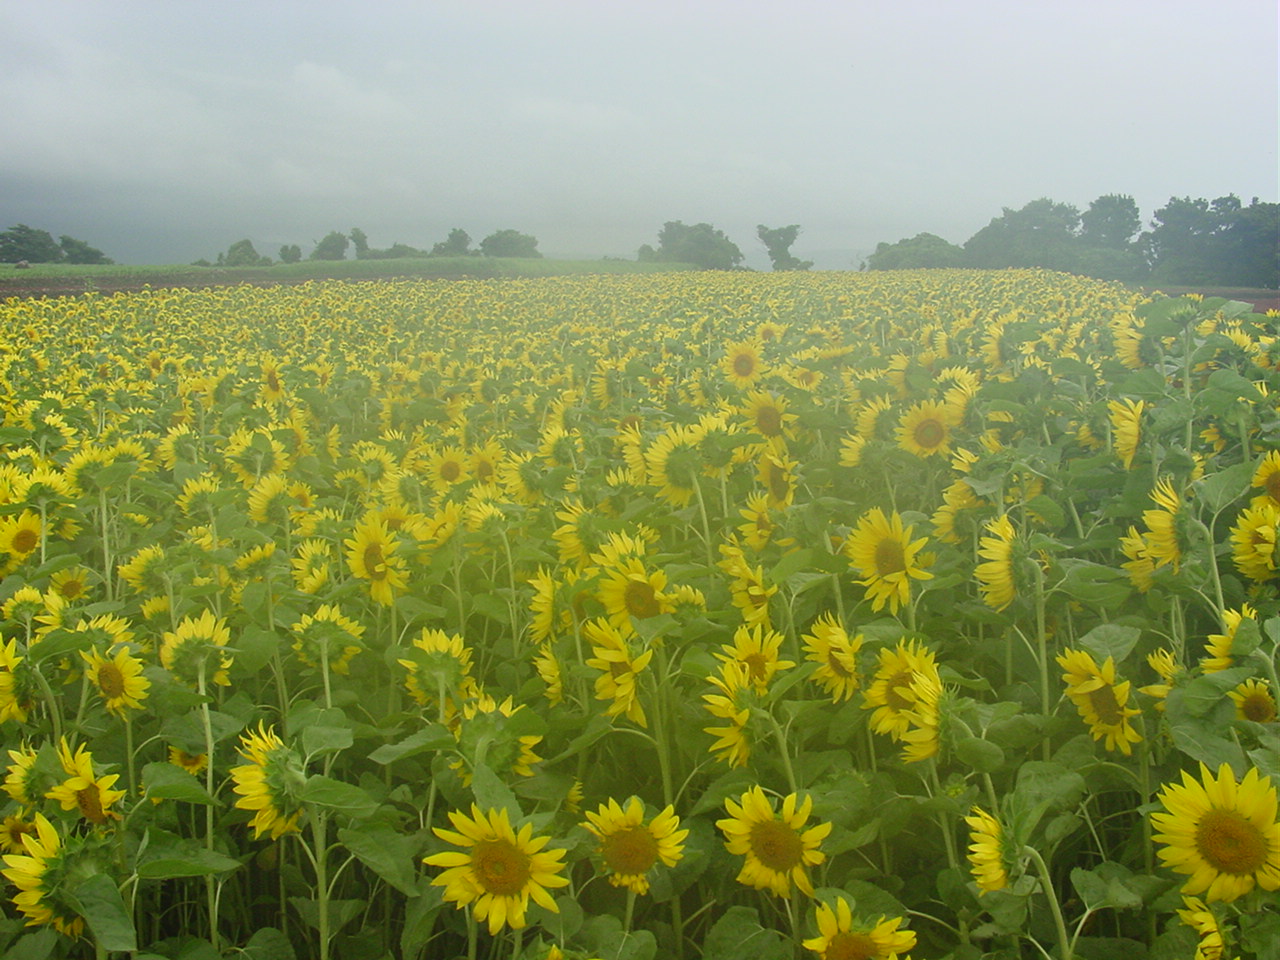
left=0, top=812, right=102, bottom=939
left=1151, top=762, right=1280, bottom=902
left=159, top=609, right=234, bottom=688
left=291, top=603, right=365, bottom=675
left=1201, top=605, right=1258, bottom=673
left=230, top=722, right=306, bottom=840
left=716, top=622, right=795, bottom=694
left=583, top=618, right=653, bottom=728
left=1108, top=397, right=1146, bottom=470
left=964, top=806, right=1013, bottom=894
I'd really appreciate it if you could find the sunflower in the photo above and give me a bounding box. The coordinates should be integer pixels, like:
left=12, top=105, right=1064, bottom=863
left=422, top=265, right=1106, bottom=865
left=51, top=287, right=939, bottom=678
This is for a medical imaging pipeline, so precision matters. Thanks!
left=48, top=566, right=93, bottom=602
left=117, top=544, right=168, bottom=595
left=344, top=516, right=408, bottom=606
left=1177, top=896, right=1226, bottom=960
left=1150, top=762, right=1280, bottom=902
left=246, top=472, right=291, bottom=526
left=802, top=613, right=863, bottom=703
left=0, top=813, right=36, bottom=856
left=45, top=739, right=126, bottom=826
left=964, top=806, right=1012, bottom=893
left=1120, top=524, right=1156, bottom=592
left=1201, top=605, right=1258, bottom=673
left=160, top=610, right=234, bottom=688
left=738, top=492, right=781, bottom=552
left=802, top=895, right=917, bottom=960
left=717, top=786, right=831, bottom=898
left=291, top=604, right=365, bottom=675
left=230, top=723, right=306, bottom=840
left=1143, top=477, right=1188, bottom=572
left=723, top=552, right=779, bottom=629
left=81, top=646, right=150, bottom=717
left=716, top=622, right=795, bottom=694
left=291, top=538, right=334, bottom=594
left=596, top=557, right=672, bottom=634
left=1229, top=679, right=1276, bottom=724
left=838, top=433, right=866, bottom=468
left=844, top=508, right=933, bottom=615
left=645, top=424, right=701, bottom=507
left=424, top=804, right=569, bottom=935
left=741, top=390, right=795, bottom=444
left=0, top=639, right=35, bottom=724
left=0, top=812, right=86, bottom=938
left=1108, top=397, right=1146, bottom=469
left=862, top=639, right=939, bottom=741
left=450, top=694, right=543, bottom=786
left=931, top=478, right=983, bottom=545
left=1230, top=502, right=1278, bottom=582
left=1138, top=648, right=1182, bottom=711
left=582, top=797, right=687, bottom=894
left=4, top=744, right=40, bottom=806
left=896, top=399, right=957, bottom=459
left=756, top=450, right=797, bottom=509
left=703, top=661, right=755, bottom=768
left=722, top=340, right=768, bottom=389
left=584, top=618, right=653, bottom=727
left=532, top=643, right=563, bottom=705
left=0, top=510, right=42, bottom=569
left=1250, top=449, right=1280, bottom=508
left=898, top=670, right=943, bottom=764
left=398, top=628, right=477, bottom=713
left=168, top=747, right=209, bottom=777
left=1056, top=648, right=1143, bottom=756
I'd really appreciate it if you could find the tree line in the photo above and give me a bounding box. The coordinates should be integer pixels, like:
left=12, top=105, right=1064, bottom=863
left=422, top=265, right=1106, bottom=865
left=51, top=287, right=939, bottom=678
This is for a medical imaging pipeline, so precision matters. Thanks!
left=0, top=224, right=113, bottom=264
left=866, top=193, right=1279, bottom=287
left=199, top=227, right=543, bottom=267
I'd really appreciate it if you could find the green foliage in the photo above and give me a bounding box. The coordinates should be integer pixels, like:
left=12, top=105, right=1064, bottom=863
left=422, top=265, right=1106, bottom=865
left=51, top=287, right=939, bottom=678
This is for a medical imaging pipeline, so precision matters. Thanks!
left=222, top=239, right=272, bottom=267
left=309, top=231, right=350, bottom=261
left=642, top=220, right=744, bottom=270
left=866, top=232, right=968, bottom=270
left=479, top=228, right=542, bottom=258
left=278, top=243, right=302, bottom=264
left=2, top=224, right=113, bottom=264
left=964, top=198, right=1082, bottom=269
left=756, top=224, right=812, bottom=271
left=430, top=227, right=474, bottom=257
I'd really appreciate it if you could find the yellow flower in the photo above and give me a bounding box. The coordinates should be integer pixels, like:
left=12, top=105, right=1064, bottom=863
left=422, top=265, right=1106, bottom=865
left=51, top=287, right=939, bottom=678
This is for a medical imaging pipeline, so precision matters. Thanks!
left=230, top=723, right=305, bottom=840
left=1250, top=449, right=1280, bottom=508
left=168, top=747, right=208, bottom=777
left=582, top=797, right=687, bottom=894
left=45, top=739, right=126, bottom=825
left=596, top=556, right=672, bottom=635
left=292, top=604, right=365, bottom=675
left=81, top=645, right=150, bottom=717
left=801, top=613, right=862, bottom=703
left=344, top=516, right=408, bottom=606
left=1142, top=477, right=1187, bottom=572
left=1151, top=762, right=1280, bottom=902
left=722, top=340, right=768, bottom=388
left=1202, top=605, right=1258, bottom=673
left=717, top=786, right=831, bottom=898
left=424, top=805, right=569, bottom=935
left=1177, top=896, right=1226, bottom=960
left=1056, top=648, right=1142, bottom=755
left=895, top=399, right=956, bottom=459
left=844, top=508, right=932, bottom=615
left=862, top=639, right=939, bottom=741
left=702, top=661, right=755, bottom=768
left=397, top=628, right=477, bottom=712
left=0, top=812, right=86, bottom=938
left=1229, top=679, right=1276, bottom=724
left=975, top=513, right=1020, bottom=611
left=964, top=806, right=1011, bottom=893
left=717, top=622, right=794, bottom=694
left=160, top=609, right=234, bottom=688
left=1229, top=501, right=1277, bottom=583
left=450, top=694, right=543, bottom=786
left=584, top=618, right=652, bottom=727
left=645, top=424, right=701, bottom=507
left=1138, top=648, right=1182, bottom=710
left=1108, top=397, right=1145, bottom=469
left=802, top=895, right=916, bottom=959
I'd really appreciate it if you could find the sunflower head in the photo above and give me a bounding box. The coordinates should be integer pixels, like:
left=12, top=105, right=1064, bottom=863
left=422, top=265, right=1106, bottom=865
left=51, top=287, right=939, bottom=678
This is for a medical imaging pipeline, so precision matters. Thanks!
left=230, top=723, right=306, bottom=840
left=0, top=812, right=118, bottom=939
left=716, top=786, right=832, bottom=898
left=582, top=797, right=687, bottom=895
left=802, top=894, right=917, bottom=960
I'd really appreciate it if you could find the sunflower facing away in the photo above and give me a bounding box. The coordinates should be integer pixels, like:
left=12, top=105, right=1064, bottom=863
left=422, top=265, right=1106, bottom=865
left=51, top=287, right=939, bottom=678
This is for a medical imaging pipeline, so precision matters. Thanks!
left=1056, top=648, right=1142, bottom=756
left=718, top=786, right=831, bottom=898
left=964, top=806, right=1012, bottom=893
left=1150, top=762, right=1280, bottom=902
left=802, top=895, right=917, bottom=960
left=581, top=796, right=687, bottom=894
left=0, top=812, right=86, bottom=939
left=230, top=723, right=306, bottom=840
left=844, top=508, right=933, bottom=615
left=424, top=804, right=569, bottom=935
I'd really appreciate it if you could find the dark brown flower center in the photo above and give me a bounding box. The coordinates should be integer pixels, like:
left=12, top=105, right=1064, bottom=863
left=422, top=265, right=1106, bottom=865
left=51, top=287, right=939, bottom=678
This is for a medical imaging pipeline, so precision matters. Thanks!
left=12, top=528, right=38, bottom=555
left=755, top=405, right=782, bottom=437
left=1086, top=684, right=1125, bottom=725
left=749, top=819, right=803, bottom=872
left=914, top=418, right=946, bottom=450
left=77, top=784, right=109, bottom=824
left=733, top=353, right=756, bottom=378
left=363, top=544, right=388, bottom=581
left=623, top=579, right=660, bottom=618
left=97, top=662, right=126, bottom=699
left=1194, top=809, right=1266, bottom=876
left=471, top=839, right=531, bottom=896
left=1241, top=690, right=1277, bottom=723
left=439, top=460, right=461, bottom=482
left=602, top=826, right=659, bottom=876
left=874, top=537, right=906, bottom=576
left=825, top=931, right=880, bottom=960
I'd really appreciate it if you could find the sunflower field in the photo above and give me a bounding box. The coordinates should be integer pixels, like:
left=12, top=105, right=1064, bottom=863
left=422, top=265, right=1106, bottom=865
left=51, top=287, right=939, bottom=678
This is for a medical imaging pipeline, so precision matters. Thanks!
left=0, top=270, right=1277, bottom=960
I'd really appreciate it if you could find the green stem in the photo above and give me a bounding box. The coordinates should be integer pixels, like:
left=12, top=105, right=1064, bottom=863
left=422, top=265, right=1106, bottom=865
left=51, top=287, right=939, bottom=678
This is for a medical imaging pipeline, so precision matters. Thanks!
left=313, top=812, right=331, bottom=960
left=197, top=664, right=220, bottom=952
left=1034, top=563, right=1052, bottom=762
left=1024, top=845, right=1072, bottom=960
left=765, top=711, right=799, bottom=795
left=31, top=667, right=64, bottom=745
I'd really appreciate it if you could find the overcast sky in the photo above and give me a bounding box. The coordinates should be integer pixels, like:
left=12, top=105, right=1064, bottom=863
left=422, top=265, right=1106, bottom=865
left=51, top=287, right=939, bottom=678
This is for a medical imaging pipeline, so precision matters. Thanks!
left=1, top=0, right=1276, bottom=268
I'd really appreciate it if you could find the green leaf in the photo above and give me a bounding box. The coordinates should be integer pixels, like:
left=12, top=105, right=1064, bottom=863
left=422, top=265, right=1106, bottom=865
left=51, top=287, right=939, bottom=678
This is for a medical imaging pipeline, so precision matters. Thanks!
left=287, top=897, right=364, bottom=935
left=701, top=905, right=790, bottom=960
left=1076, top=623, right=1141, bottom=666
left=137, top=846, right=242, bottom=879
left=469, top=763, right=521, bottom=819
left=1194, top=461, right=1252, bottom=514
left=367, top=724, right=454, bottom=765
left=1181, top=667, right=1257, bottom=717
left=300, top=776, right=378, bottom=820
left=337, top=824, right=421, bottom=896
left=142, top=762, right=215, bottom=805
left=25, top=627, right=92, bottom=664
left=302, top=725, right=353, bottom=758
left=240, top=927, right=297, bottom=960
left=66, top=874, right=137, bottom=951
left=399, top=882, right=444, bottom=957
left=1070, top=862, right=1143, bottom=911
left=955, top=736, right=1005, bottom=772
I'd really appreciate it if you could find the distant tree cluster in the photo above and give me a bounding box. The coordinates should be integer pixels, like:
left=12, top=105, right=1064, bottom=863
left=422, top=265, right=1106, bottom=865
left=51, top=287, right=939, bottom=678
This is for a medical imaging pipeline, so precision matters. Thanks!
left=867, top=194, right=1279, bottom=287
left=639, top=221, right=746, bottom=270
left=0, top=224, right=113, bottom=264
left=198, top=227, right=544, bottom=267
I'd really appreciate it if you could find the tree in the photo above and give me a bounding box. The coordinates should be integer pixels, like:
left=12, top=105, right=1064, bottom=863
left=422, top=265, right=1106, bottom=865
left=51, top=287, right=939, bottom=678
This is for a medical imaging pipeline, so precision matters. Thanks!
left=963, top=199, right=1081, bottom=269
left=279, top=244, right=302, bottom=264
left=310, top=231, right=349, bottom=261
left=431, top=228, right=474, bottom=257
left=756, top=224, right=813, bottom=271
left=349, top=228, right=370, bottom=259
left=479, top=229, right=542, bottom=258
left=644, top=221, right=744, bottom=270
left=58, top=235, right=113, bottom=264
left=866, top=233, right=968, bottom=270
left=0, top=224, right=65, bottom=263
left=223, top=239, right=271, bottom=267
left=1080, top=194, right=1141, bottom=249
